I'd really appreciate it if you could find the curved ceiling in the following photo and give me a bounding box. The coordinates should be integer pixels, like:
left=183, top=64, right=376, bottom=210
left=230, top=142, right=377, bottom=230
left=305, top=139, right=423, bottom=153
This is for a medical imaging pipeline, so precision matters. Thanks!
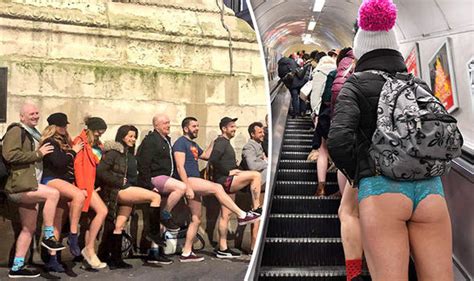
left=250, top=0, right=474, bottom=55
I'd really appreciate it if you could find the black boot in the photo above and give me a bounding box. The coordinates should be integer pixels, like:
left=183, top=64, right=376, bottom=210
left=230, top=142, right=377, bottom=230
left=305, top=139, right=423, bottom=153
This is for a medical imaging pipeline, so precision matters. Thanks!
left=97, top=220, right=114, bottom=262
left=146, top=207, right=166, bottom=247
left=108, top=234, right=132, bottom=270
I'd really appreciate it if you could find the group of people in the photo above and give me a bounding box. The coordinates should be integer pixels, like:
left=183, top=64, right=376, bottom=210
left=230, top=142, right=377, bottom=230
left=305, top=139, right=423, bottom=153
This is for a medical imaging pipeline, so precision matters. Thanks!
left=280, top=0, right=457, bottom=280
left=1, top=102, right=268, bottom=278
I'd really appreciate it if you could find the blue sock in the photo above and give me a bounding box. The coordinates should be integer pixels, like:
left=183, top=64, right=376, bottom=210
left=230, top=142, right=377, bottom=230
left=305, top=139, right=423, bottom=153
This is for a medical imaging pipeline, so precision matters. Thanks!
left=161, top=210, right=171, bottom=220
left=43, top=226, right=55, bottom=239
left=149, top=247, right=159, bottom=254
left=12, top=257, right=25, bottom=271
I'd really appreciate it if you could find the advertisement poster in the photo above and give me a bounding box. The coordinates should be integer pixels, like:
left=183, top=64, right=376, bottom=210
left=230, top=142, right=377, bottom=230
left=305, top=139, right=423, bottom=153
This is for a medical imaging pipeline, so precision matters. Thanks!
left=405, top=46, right=419, bottom=77
left=428, top=39, right=458, bottom=112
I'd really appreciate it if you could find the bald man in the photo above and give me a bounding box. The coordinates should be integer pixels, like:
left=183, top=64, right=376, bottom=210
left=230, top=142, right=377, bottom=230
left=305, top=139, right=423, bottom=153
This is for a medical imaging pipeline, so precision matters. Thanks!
left=2, top=102, right=65, bottom=278
left=136, top=113, right=183, bottom=264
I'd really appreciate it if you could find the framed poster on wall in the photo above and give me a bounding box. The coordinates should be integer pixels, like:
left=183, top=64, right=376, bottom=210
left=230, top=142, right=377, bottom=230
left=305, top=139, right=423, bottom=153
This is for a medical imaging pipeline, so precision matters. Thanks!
left=405, top=43, right=421, bottom=78
left=428, top=38, right=458, bottom=113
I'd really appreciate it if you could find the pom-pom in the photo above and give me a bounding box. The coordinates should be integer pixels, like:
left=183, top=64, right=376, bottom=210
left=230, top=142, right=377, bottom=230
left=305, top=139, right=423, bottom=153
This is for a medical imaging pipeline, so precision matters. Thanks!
left=358, top=0, right=397, bottom=31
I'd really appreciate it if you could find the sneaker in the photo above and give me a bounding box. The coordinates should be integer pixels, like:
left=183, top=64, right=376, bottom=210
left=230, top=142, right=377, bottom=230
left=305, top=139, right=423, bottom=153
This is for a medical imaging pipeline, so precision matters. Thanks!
left=8, top=266, right=41, bottom=278
left=237, top=211, right=260, bottom=226
left=160, top=218, right=180, bottom=232
left=146, top=251, right=173, bottom=265
left=41, top=237, right=65, bottom=251
left=67, top=233, right=81, bottom=257
left=179, top=252, right=204, bottom=263
left=215, top=248, right=241, bottom=259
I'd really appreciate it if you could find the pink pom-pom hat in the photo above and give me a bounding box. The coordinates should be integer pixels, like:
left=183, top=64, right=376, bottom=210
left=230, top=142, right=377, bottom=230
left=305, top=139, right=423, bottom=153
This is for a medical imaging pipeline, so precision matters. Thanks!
left=353, top=0, right=400, bottom=59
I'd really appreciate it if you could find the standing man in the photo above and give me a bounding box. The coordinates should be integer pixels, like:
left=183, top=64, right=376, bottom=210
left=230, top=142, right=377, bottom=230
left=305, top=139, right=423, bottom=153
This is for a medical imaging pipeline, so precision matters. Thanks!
left=241, top=122, right=268, bottom=254
left=173, top=117, right=260, bottom=262
left=208, top=117, right=262, bottom=259
left=136, top=113, right=183, bottom=265
left=2, top=102, right=65, bottom=278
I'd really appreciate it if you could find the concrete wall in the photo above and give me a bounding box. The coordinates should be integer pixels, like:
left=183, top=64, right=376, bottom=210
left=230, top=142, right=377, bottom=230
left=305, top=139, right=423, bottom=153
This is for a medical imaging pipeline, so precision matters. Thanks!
left=0, top=0, right=268, bottom=256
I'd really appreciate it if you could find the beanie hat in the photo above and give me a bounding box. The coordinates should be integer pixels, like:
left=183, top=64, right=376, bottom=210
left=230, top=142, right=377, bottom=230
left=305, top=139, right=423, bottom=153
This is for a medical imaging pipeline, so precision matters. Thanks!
left=85, top=117, right=107, bottom=131
left=353, top=0, right=400, bottom=59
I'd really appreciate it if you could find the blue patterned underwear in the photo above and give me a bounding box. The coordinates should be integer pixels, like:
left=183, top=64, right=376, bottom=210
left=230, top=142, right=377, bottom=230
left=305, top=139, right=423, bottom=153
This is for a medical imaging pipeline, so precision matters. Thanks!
left=358, top=175, right=444, bottom=210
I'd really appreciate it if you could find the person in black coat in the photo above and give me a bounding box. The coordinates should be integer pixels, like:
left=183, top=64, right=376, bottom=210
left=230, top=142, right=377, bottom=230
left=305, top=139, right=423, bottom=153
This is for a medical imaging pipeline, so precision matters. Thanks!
left=40, top=113, right=85, bottom=272
left=327, top=0, right=453, bottom=280
left=96, top=125, right=172, bottom=268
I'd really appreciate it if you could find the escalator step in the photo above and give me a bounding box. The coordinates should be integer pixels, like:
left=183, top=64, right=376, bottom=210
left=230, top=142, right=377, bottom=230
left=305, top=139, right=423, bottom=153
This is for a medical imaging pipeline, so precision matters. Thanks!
left=271, top=195, right=340, bottom=214
left=261, top=238, right=344, bottom=267
left=284, top=134, right=313, bottom=139
left=278, top=159, right=316, bottom=170
left=280, top=151, right=312, bottom=160
left=259, top=266, right=346, bottom=280
left=277, top=170, right=337, bottom=182
left=275, top=181, right=339, bottom=195
left=285, top=129, right=313, bottom=134
left=266, top=214, right=340, bottom=238
left=283, top=138, right=313, bottom=144
left=282, top=144, right=313, bottom=152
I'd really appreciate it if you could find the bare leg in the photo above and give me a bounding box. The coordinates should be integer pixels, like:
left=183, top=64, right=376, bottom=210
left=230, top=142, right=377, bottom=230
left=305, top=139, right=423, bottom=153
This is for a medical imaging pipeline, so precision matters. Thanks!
left=359, top=193, right=412, bottom=280
left=84, top=190, right=107, bottom=256
left=159, top=178, right=186, bottom=212
left=188, top=177, right=245, bottom=217
left=250, top=194, right=265, bottom=251
left=181, top=197, right=202, bottom=255
left=337, top=170, right=347, bottom=194
left=47, top=179, right=85, bottom=234
left=15, top=204, right=39, bottom=259
left=218, top=196, right=235, bottom=251
left=317, top=139, right=329, bottom=184
left=114, top=205, right=133, bottom=234
left=338, top=182, right=362, bottom=260
left=408, top=195, right=453, bottom=281
left=229, top=171, right=261, bottom=209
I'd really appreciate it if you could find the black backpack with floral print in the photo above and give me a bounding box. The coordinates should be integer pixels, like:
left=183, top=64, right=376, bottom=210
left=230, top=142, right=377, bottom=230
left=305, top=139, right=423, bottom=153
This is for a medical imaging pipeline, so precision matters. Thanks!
left=365, top=71, right=463, bottom=180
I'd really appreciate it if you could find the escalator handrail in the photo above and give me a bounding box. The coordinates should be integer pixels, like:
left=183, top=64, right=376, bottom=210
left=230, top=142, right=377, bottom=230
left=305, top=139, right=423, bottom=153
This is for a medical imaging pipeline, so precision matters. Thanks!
left=270, top=79, right=284, bottom=104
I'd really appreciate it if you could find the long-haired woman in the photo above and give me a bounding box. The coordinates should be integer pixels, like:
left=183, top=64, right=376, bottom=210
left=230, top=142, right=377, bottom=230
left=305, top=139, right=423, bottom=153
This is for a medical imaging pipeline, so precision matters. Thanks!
left=73, top=116, right=108, bottom=269
left=40, top=113, right=86, bottom=272
left=97, top=125, right=169, bottom=269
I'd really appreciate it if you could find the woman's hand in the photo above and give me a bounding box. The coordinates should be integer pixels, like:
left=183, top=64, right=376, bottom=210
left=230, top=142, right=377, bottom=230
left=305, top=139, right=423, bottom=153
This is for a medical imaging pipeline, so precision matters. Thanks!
left=72, top=141, right=84, bottom=153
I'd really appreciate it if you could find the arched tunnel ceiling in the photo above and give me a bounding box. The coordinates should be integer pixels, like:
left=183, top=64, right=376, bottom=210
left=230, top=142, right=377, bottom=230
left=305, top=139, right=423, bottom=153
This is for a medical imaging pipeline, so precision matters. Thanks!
left=250, top=0, right=474, bottom=55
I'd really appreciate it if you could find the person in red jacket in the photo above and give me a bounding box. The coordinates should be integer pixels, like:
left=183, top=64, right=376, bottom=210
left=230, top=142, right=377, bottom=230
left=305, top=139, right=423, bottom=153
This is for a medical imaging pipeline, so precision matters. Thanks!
left=73, top=116, right=108, bottom=269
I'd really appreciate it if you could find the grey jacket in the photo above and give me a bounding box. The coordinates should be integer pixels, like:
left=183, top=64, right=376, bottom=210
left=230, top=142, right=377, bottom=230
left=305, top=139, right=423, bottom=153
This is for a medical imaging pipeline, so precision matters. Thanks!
left=240, top=139, right=267, bottom=172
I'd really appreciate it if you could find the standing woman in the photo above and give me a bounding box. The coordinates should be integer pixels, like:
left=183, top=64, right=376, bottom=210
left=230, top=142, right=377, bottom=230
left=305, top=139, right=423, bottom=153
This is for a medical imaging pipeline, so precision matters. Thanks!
left=40, top=113, right=86, bottom=272
left=97, top=125, right=169, bottom=269
left=73, top=116, right=108, bottom=269
left=328, top=0, right=455, bottom=280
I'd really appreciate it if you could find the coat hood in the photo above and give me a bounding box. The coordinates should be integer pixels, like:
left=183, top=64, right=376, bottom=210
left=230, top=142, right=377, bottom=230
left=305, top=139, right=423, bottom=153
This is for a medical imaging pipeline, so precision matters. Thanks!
left=103, top=141, right=125, bottom=153
left=316, top=56, right=337, bottom=73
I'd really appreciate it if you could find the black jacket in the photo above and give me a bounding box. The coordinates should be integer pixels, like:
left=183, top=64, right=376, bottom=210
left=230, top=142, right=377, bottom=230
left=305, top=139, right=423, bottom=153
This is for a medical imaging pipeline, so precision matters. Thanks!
left=96, top=141, right=129, bottom=221
left=136, top=130, right=174, bottom=189
left=208, top=136, right=238, bottom=184
left=42, top=137, right=76, bottom=183
left=327, top=49, right=408, bottom=186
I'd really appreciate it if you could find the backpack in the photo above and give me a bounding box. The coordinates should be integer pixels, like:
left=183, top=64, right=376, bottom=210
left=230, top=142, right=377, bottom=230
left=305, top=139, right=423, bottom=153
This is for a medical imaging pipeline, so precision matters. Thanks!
left=277, top=57, right=295, bottom=86
left=366, top=71, right=463, bottom=180
left=1, top=123, right=27, bottom=191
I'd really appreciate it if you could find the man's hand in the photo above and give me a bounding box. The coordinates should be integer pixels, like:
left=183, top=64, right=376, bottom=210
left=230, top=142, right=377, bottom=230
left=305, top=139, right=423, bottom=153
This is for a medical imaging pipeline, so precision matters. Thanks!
left=185, top=186, right=195, bottom=200
left=38, top=143, right=54, bottom=156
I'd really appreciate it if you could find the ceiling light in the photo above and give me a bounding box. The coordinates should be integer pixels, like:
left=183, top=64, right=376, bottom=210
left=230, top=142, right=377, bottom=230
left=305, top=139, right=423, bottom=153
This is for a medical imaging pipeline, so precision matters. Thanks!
left=313, top=0, right=325, bottom=12
left=308, top=19, right=316, bottom=31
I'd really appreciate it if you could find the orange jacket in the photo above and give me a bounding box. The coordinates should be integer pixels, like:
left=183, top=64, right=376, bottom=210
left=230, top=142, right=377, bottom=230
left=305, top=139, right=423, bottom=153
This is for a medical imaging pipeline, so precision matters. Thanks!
left=73, top=130, right=102, bottom=212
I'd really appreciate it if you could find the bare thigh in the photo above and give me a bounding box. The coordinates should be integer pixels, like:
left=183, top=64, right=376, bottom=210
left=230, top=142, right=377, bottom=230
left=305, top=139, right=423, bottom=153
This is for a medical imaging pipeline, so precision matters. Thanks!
left=229, top=171, right=259, bottom=192
left=47, top=179, right=84, bottom=201
left=359, top=193, right=413, bottom=280
left=161, top=178, right=186, bottom=194
left=118, top=186, right=160, bottom=205
left=408, top=195, right=453, bottom=281
left=188, top=177, right=222, bottom=196
left=20, top=184, right=57, bottom=204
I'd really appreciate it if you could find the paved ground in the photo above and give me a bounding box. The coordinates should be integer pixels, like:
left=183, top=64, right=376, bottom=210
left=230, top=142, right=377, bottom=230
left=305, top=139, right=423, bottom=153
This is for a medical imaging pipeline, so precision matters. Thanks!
left=0, top=248, right=250, bottom=281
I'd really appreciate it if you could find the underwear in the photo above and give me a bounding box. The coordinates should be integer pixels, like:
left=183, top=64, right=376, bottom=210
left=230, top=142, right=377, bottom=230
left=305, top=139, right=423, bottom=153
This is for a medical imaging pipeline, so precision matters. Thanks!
left=221, top=176, right=235, bottom=194
left=358, top=175, right=444, bottom=210
left=151, top=175, right=171, bottom=194
left=40, top=176, right=57, bottom=185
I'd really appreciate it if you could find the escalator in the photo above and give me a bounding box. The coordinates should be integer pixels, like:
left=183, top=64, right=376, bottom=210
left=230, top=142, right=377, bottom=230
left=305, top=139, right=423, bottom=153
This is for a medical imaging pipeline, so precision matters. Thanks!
left=258, top=116, right=346, bottom=280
